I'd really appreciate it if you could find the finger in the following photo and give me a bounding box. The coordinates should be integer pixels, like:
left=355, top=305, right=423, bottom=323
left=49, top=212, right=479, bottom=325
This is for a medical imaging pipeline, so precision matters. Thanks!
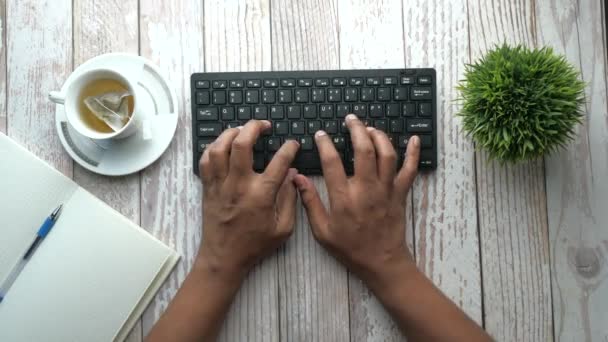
left=314, top=130, right=348, bottom=194
left=264, top=139, right=300, bottom=193
left=275, top=168, right=298, bottom=237
left=293, top=175, right=330, bottom=242
left=198, top=148, right=212, bottom=184
left=345, top=114, right=377, bottom=178
left=394, top=135, right=421, bottom=197
left=206, top=127, right=241, bottom=180
left=367, top=127, right=398, bottom=185
left=229, top=120, right=271, bottom=174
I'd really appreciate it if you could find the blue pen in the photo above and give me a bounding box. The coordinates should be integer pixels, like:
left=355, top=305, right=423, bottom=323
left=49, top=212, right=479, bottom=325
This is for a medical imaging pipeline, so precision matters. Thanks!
left=0, top=204, right=63, bottom=303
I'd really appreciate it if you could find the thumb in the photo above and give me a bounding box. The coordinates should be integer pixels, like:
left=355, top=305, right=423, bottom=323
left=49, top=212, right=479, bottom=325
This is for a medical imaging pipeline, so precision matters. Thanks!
left=276, top=168, right=298, bottom=236
left=293, top=174, right=330, bottom=242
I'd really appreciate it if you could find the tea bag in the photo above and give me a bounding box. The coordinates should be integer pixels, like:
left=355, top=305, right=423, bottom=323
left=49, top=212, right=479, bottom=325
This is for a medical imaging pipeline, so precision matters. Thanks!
left=84, top=91, right=132, bottom=131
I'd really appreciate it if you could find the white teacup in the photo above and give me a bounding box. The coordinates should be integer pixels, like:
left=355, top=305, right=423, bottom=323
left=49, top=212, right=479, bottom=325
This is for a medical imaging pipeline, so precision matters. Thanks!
left=49, top=68, right=142, bottom=140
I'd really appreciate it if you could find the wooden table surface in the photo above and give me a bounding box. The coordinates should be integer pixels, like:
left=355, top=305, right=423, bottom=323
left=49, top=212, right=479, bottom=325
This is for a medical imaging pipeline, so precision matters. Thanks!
left=1, top=0, right=606, bottom=341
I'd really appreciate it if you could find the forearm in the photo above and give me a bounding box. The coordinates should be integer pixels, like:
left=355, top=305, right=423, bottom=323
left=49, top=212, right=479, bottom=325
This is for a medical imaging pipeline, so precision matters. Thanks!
left=368, top=259, right=492, bottom=342
left=146, top=257, right=244, bottom=342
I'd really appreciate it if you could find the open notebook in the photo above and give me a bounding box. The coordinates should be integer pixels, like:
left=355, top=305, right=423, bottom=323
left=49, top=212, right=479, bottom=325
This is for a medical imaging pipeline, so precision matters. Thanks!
left=0, top=133, right=179, bottom=341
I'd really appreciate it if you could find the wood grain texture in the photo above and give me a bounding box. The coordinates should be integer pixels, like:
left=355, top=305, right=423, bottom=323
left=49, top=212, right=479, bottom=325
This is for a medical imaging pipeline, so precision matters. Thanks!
left=204, top=1, right=278, bottom=341
left=138, top=0, right=205, bottom=338
left=536, top=0, right=608, bottom=340
left=271, top=1, right=350, bottom=341
left=467, top=1, right=552, bottom=340
left=402, top=0, right=483, bottom=324
left=337, top=0, right=409, bottom=340
left=6, top=0, right=72, bottom=176
left=72, top=1, right=142, bottom=341
left=0, top=0, right=6, bottom=134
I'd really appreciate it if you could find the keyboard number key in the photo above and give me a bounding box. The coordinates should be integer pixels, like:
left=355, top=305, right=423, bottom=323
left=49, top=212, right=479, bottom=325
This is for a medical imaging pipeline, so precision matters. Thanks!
left=312, top=89, right=325, bottom=102
left=262, top=89, right=276, bottom=103
left=245, top=90, right=259, bottom=104
left=327, top=89, right=341, bottom=102
left=212, top=90, right=226, bottom=104
left=279, top=89, right=292, bottom=103
left=196, top=91, right=210, bottom=105
left=344, top=88, right=358, bottom=102
left=361, top=88, right=374, bottom=101
left=295, top=89, right=309, bottom=102
left=229, top=90, right=243, bottom=104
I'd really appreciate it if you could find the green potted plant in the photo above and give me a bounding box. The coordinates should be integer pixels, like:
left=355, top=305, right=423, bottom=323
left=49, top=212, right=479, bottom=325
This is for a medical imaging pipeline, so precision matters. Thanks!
left=457, top=43, right=586, bottom=163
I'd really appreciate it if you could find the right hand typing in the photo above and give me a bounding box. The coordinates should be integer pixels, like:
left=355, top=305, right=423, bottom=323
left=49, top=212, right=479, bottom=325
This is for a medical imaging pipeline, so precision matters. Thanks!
left=293, top=114, right=421, bottom=290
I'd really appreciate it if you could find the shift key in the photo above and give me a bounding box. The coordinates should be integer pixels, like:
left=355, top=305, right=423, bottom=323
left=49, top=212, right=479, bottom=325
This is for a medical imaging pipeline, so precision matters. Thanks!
left=407, top=119, right=432, bottom=133
left=198, top=123, right=222, bottom=136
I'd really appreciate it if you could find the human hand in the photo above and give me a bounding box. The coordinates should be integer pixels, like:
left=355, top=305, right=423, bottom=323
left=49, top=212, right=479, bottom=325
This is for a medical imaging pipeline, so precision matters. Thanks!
left=197, top=120, right=300, bottom=282
left=293, top=114, right=421, bottom=291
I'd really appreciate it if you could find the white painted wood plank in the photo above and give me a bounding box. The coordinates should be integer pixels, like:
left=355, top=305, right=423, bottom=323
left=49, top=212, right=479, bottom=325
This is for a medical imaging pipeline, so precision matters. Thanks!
left=536, top=0, right=608, bottom=340
left=72, top=1, right=142, bottom=341
left=467, top=1, right=553, bottom=340
left=402, top=0, right=482, bottom=324
left=6, top=0, right=72, bottom=176
left=337, top=0, right=410, bottom=340
left=0, top=0, right=6, bottom=134
left=270, top=1, right=350, bottom=341
left=138, top=0, right=205, bottom=338
left=203, top=1, right=277, bottom=341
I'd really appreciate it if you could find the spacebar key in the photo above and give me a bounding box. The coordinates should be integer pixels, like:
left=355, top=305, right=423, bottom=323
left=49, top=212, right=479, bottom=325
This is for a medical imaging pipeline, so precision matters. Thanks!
left=292, top=152, right=321, bottom=170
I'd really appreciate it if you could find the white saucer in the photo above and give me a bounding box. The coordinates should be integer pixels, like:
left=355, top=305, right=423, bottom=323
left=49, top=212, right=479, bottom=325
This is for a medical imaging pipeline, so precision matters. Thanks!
left=54, top=53, right=178, bottom=176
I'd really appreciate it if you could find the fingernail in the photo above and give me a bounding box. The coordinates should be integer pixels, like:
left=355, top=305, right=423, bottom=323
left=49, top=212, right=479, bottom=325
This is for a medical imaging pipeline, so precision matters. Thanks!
left=366, top=127, right=375, bottom=132
left=290, top=139, right=300, bottom=146
left=237, top=126, right=244, bottom=130
left=346, top=114, right=357, bottom=121
left=262, top=120, right=271, bottom=127
left=315, top=130, right=327, bottom=138
left=411, top=135, right=420, bottom=147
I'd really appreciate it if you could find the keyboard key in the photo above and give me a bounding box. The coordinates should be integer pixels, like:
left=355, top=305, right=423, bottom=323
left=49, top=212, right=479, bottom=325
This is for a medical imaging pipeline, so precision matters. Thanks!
left=344, top=88, right=358, bottom=102
left=295, top=89, right=309, bottom=102
left=332, top=78, right=346, bottom=86
left=386, top=103, right=400, bottom=117
left=336, top=104, right=350, bottom=118
left=350, top=77, right=364, bottom=86
left=197, top=107, right=218, bottom=120
left=312, top=89, right=325, bottom=102
left=400, top=76, right=414, bottom=85
left=267, top=137, right=282, bottom=151
left=291, top=121, right=305, bottom=134
left=279, top=89, right=292, bottom=103
left=377, top=87, right=390, bottom=101
left=420, top=134, right=433, bottom=148
left=237, top=106, right=251, bottom=119
left=418, top=76, right=432, bottom=85
left=281, top=79, right=296, bottom=87
left=229, top=80, right=244, bottom=88
left=212, top=90, right=226, bottom=104
left=254, top=153, right=265, bottom=170
left=245, top=90, right=259, bottom=104
left=196, top=91, right=210, bottom=105
left=394, top=87, right=408, bottom=101
left=419, top=102, right=432, bottom=116
left=262, top=89, right=276, bottom=103
left=366, top=77, right=381, bottom=85
left=299, top=136, right=314, bottom=150
left=324, top=120, right=338, bottom=134
left=352, top=104, right=367, bottom=117
left=320, top=104, right=334, bottom=118
left=195, top=80, right=210, bottom=89
left=419, top=149, right=434, bottom=167
left=293, top=152, right=321, bottom=170
left=340, top=121, right=348, bottom=134
left=229, top=90, right=243, bottom=104
left=383, top=76, right=397, bottom=85
left=254, top=139, right=265, bottom=152
left=303, top=104, right=317, bottom=118
left=287, top=105, right=301, bottom=119
left=332, top=136, right=346, bottom=150
left=374, top=119, right=387, bottom=132
left=212, top=80, right=227, bottom=88
left=398, top=135, right=411, bottom=148
left=198, top=123, right=222, bottom=136
left=274, top=121, right=288, bottom=135
left=270, top=105, right=284, bottom=119
left=247, top=79, right=261, bottom=87
left=389, top=119, right=404, bottom=133
left=221, top=107, right=235, bottom=120
left=411, top=87, right=432, bottom=100
left=253, top=106, right=268, bottom=119
left=197, top=138, right=215, bottom=153
left=406, top=118, right=432, bottom=132
left=361, top=88, right=374, bottom=101
left=387, top=135, right=397, bottom=147
left=327, top=89, right=341, bottom=102
left=402, top=103, right=416, bottom=117
left=298, top=79, right=313, bottom=87
left=266, top=152, right=275, bottom=165
left=370, top=104, right=383, bottom=118
left=264, top=79, right=278, bottom=87
left=225, top=122, right=239, bottom=129
left=307, top=121, right=321, bottom=134
left=315, top=78, right=329, bottom=86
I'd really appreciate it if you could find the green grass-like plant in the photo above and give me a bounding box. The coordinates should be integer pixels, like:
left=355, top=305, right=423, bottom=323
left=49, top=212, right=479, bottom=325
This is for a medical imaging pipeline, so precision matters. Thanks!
left=457, top=43, right=585, bottom=163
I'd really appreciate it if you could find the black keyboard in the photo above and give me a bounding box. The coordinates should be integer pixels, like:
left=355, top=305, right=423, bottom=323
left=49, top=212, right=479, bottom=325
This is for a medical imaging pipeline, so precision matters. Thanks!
left=191, top=69, right=437, bottom=175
